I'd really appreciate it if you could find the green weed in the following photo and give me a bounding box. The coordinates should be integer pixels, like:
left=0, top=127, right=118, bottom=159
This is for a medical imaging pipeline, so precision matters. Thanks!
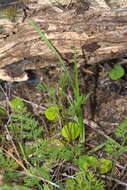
left=65, top=171, right=105, bottom=190
left=30, top=21, right=90, bottom=144
left=108, top=64, right=125, bottom=80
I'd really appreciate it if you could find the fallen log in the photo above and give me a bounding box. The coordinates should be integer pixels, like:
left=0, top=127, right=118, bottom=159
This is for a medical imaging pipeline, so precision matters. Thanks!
left=0, top=1, right=127, bottom=81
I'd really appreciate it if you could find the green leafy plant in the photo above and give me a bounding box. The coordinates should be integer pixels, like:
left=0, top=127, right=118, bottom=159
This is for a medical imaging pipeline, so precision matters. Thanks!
left=105, top=118, right=127, bottom=157
left=115, top=119, right=127, bottom=139
left=61, top=122, right=80, bottom=142
left=9, top=98, right=43, bottom=141
left=76, top=155, right=112, bottom=174
left=108, top=64, right=125, bottom=80
left=0, top=98, right=60, bottom=189
left=65, top=171, right=105, bottom=190
left=30, top=22, right=90, bottom=144
left=68, top=48, right=90, bottom=143
left=98, top=158, right=112, bottom=174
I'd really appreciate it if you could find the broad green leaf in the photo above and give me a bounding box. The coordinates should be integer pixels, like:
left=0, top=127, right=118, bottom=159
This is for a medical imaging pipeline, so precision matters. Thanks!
left=62, top=122, right=80, bottom=142
left=108, top=64, right=125, bottom=80
left=45, top=106, right=59, bottom=121
left=99, top=158, right=112, bottom=174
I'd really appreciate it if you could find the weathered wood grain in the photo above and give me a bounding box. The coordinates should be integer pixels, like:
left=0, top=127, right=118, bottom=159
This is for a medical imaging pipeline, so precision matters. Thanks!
left=0, top=2, right=127, bottom=80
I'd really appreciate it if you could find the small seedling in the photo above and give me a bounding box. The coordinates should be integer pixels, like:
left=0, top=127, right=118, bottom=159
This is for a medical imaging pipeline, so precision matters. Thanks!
left=65, top=171, right=105, bottom=190
left=76, top=155, right=112, bottom=174
left=30, top=22, right=90, bottom=144
left=62, top=122, right=80, bottom=142
left=105, top=118, right=127, bottom=157
left=108, top=64, right=125, bottom=80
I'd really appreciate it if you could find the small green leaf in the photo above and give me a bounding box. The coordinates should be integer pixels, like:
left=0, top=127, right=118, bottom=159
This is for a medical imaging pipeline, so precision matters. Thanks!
left=11, top=98, right=24, bottom=112
left=45, top=106, right=59, bottom=121
left=108, top=64, right=125, bottom=80
left=62, top=122, right=80, bottom=142
left=99, top=158, right=112, bottom=174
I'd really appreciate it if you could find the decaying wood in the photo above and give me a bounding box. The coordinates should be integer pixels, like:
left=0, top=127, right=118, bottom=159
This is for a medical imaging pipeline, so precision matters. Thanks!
left=0, top=2, right=127, bottom=81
